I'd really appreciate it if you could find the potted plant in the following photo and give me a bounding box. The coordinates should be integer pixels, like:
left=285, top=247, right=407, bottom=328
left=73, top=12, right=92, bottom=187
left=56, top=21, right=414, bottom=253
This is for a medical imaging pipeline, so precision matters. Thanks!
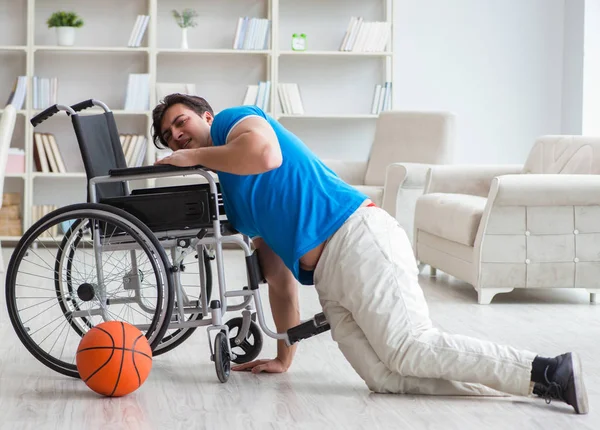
left=47, top=11, right=84, bottom=46
left=172, top=9, right=198, bottom=49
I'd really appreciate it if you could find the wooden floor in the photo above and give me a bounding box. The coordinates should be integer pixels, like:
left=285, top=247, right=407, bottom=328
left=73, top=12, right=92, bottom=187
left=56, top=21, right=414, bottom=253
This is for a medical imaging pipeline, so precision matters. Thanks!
left=1, top=246, right=598, bottom=430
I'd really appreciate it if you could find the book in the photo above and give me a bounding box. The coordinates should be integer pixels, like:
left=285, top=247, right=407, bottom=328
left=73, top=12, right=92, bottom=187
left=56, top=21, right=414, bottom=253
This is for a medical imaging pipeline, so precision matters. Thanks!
left=155, top=82, right=197, bottom=103
left=33, top=133, right=67, bottom=173
left=242, top=81, right=271, bottom=110
left=47, top=134, right=67, bottom=173
left=5, top=76, right=27, bottom=109
left=339, top=18, right=390, bottom=52
left=133, top=16, right=150, bottom=47
left=234, top=17, right=270, bottom=50
left=124, top=74, right=150, bottom=110
left=34, top=133, right=50, bottom=173
left=242, top=85, right=259, bottom=105
left=127, top=15, right=150, bottom=47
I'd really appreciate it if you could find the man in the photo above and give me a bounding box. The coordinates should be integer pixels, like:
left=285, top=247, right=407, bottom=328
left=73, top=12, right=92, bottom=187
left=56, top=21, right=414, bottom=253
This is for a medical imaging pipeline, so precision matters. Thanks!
left=152, top=93, right=588, bottom=414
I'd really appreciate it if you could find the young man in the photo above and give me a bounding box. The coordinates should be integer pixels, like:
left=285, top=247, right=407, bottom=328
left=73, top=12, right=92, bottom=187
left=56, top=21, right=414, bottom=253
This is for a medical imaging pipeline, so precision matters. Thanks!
left=152, top=93, right=588, bottom=414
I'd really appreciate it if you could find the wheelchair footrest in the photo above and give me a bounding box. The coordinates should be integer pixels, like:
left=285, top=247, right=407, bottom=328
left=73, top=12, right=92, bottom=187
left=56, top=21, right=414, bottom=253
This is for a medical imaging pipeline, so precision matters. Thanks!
left=287, top=312, right=330, bottom=345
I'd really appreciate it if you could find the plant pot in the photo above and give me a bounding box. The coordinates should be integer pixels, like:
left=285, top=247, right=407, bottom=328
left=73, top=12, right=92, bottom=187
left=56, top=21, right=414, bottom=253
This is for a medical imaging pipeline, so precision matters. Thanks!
left=181, top=28, right=189, bottom=50
left=56, top=27, right=75, bottom=46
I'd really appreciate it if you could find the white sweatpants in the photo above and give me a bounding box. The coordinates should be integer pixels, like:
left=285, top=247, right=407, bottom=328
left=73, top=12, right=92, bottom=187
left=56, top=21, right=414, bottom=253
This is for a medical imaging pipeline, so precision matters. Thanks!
left=313, top=207, right=537, bottom=396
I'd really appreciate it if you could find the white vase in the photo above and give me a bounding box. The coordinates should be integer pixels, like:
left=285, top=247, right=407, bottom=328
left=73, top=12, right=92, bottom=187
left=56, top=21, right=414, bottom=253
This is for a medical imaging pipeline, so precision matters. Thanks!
left=180, top=28, right=189, bottom=50
left=56, top=27, right=75, bottom=46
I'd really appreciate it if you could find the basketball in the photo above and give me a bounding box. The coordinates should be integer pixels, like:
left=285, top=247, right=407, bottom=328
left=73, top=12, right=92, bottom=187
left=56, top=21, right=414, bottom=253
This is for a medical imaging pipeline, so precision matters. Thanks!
left=76, top=321, right=152, bottom=397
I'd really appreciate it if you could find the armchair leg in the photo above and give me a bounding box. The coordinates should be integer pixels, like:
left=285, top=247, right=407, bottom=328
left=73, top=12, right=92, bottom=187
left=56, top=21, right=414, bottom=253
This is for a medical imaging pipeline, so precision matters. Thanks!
left=417, top=262, right=426, bottom=273
left=586, top=289, right=600, bottom=304
left=476, top=288, right=514, bottom=305
left=430, top=267, right=437, bottom=276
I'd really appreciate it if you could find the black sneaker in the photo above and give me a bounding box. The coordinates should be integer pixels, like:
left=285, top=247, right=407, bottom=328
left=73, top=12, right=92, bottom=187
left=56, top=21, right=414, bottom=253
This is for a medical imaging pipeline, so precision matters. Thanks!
left=532, top=352, right=589, bottom=414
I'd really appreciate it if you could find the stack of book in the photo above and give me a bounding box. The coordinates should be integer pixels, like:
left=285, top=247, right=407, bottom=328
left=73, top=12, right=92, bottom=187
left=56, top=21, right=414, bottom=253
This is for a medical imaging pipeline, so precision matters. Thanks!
left=32, top=76, right=58, bottom=109
left=32, top=205, right=60, bottom=237
left=33, top=133, right=67, bottom=173
left=339, top=17, right=391, bottom=52
left=5, top=76, right=27, bottom=110
left=233, top=17, right=271, bottom=50
left=127, top=15, right=150, bottom=47
left=371, top=82, right=392, bottom=115
left=277, top=83, right=304, bottom=115
left=0, top=193, right=22, bottom=236
left=119, top=134, right=147, bottom=167
left=124, top=74, right=150, bottom=111
left=242, top=81, right=271, bottom=111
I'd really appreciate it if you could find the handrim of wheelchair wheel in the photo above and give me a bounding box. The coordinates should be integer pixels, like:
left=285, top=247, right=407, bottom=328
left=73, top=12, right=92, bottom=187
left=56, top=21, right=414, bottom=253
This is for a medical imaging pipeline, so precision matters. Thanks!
left=214, top=331, right=231, bottom=383
left=5, top=203, right=174, bottom=378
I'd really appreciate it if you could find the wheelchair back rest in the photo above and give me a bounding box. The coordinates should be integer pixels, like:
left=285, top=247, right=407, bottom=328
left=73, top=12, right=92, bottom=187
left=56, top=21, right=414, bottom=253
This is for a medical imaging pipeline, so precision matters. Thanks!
left=71, top=112, right=128, bottom=201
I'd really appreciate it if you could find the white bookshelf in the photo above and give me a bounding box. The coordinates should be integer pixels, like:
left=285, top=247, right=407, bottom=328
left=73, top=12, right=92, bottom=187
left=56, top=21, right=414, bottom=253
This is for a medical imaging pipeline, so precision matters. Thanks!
left=0, top=0, right=393, bottom=241
left=279, top=50, right=393, bottom=57
left=33, top=46, right=151, bottom=53
left=157, top=49, right=271, bottom=55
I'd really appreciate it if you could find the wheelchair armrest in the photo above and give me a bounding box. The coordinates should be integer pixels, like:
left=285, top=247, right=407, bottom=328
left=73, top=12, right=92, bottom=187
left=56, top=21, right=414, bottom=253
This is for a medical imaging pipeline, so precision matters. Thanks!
left=108, top=164, right=207, bottom=177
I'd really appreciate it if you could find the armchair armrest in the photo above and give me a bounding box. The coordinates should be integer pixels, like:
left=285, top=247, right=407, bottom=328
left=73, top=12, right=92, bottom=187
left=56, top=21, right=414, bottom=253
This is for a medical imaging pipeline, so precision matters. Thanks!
left=322, top=159, right=367, bottom=185
left=425, top=164, right=523, bottom=197
left=489, top=174, right=600, bottom=206
left=382, top=162, right=432, bottom=215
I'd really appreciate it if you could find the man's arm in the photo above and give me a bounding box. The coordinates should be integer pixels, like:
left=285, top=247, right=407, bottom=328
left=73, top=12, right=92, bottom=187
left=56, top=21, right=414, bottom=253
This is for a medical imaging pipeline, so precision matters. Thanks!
left=157, top=116, right=282, bottom=175
left=268, top=274, right=300, bottom=370
left=232, top=238, right=300, bottom=373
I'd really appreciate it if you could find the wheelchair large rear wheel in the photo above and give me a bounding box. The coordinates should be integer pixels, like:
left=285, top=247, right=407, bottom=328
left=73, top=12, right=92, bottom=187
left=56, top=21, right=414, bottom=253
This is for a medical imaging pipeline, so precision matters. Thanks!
left=5, top=203, right=174, bottom=378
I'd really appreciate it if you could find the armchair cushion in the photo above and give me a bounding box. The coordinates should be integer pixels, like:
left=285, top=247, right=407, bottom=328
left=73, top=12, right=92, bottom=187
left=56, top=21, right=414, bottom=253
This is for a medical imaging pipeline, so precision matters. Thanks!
left=416, top=193, right=487, bottom=246
left=321, top=160, right=367, bottom=186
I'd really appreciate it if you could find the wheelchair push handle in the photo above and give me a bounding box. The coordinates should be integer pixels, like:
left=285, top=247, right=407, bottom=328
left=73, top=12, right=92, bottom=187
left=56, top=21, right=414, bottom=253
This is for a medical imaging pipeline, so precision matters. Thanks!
left=70, top=99, right=95, bottom=112
left=30, top=104, right=63, bottom=127
left=71, top=99, right=111, bottom=113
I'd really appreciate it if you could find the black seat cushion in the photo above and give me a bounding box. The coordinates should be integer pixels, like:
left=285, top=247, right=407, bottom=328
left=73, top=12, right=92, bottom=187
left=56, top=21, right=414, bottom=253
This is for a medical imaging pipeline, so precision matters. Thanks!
left=101, top=184, right=215, bottom=232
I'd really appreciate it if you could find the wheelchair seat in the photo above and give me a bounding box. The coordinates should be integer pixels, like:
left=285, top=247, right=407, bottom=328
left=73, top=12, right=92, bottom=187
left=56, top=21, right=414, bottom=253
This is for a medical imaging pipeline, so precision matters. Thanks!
left=101, top=183, right=226, bottom=233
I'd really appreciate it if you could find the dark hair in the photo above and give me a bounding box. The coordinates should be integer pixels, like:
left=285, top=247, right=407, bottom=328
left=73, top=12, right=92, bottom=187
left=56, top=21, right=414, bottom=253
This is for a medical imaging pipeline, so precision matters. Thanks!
left=151, top=93, right=214, bottom=148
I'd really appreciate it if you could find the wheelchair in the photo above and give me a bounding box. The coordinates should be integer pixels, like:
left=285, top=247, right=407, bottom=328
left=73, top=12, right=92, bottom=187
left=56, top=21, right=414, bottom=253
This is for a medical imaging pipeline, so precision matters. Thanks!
left=5, top=99, right=330, bottom=383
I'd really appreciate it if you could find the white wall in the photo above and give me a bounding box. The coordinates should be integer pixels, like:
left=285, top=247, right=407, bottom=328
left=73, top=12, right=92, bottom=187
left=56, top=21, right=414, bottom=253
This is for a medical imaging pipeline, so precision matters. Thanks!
left=561, top=0, right=585, bottom=134
left=393, top=0, right=566, bottom=164
left=582, top=0, right=600, bottom=134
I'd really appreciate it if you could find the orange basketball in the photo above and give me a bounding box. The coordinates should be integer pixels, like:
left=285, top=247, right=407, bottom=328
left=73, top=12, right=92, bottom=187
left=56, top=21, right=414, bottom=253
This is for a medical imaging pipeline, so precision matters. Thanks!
left=76, top=321, right=152, bottom=397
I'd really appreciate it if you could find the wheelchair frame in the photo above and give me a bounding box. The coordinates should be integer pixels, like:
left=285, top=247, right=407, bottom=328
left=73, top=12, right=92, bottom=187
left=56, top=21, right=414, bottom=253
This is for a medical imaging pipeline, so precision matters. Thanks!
left=5, top=99, right=329, bottom=383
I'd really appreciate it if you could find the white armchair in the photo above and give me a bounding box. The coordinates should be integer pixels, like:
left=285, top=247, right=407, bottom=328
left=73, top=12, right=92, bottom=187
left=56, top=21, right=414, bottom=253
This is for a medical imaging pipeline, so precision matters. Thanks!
left=0, top=105, right=18, bottom=273
left=414, top=135, right=600, bottom=304
left=324, top=111, right=455, bottom=242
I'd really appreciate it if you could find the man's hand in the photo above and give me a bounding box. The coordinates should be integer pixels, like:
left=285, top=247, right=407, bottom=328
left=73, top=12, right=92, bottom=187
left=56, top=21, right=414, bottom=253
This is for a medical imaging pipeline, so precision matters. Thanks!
left=154, top=148, right=199, bottom=167
left=232, top=357, right=289, bottom=374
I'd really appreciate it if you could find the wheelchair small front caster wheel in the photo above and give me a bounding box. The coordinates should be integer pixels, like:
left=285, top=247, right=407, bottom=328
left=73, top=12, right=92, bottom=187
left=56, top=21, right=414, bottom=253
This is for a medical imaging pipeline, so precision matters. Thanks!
left=214, top=331, right=230, bottom=383
left=225, top=317, right=263, bottom=364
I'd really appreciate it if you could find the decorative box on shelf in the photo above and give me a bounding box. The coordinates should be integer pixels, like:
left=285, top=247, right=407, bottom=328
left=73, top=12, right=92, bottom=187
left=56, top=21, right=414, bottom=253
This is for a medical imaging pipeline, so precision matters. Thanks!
left=5, top=148, right=25, bottom=174
left=0, top=192, right=22, bottom=236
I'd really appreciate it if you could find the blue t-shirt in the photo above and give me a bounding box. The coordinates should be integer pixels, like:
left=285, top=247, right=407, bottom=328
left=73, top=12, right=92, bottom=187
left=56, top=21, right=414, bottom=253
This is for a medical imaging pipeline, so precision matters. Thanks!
left=210, top=105, right=367, bottom=283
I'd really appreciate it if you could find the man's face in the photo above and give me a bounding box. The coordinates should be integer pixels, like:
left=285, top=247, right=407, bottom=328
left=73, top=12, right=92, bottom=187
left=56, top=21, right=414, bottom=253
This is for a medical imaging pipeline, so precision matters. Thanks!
left=160, top=103, right=214, bottom=151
